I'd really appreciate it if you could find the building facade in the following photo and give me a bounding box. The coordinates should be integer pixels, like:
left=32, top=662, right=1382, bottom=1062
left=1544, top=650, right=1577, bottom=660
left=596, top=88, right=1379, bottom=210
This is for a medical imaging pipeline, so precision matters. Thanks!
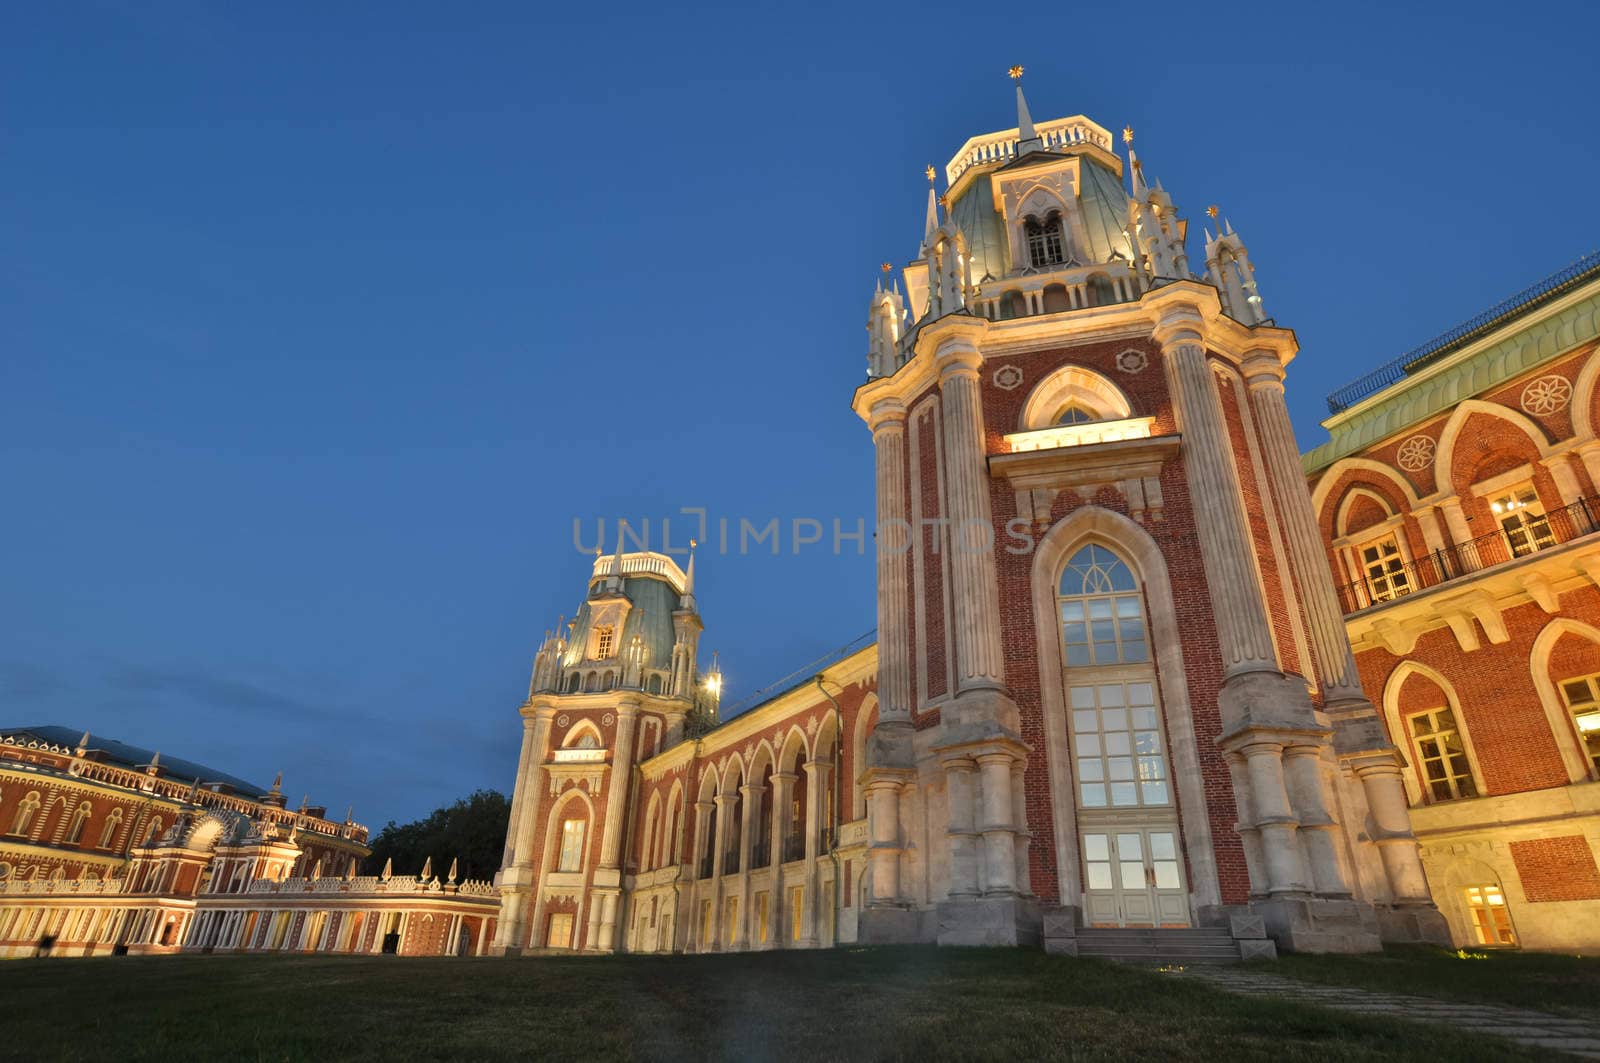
left=492, top=82, right=1457, bottom=957
left=1306, top=253, right=1600, bottom=951
left=0, top=727, right=497, bottom=957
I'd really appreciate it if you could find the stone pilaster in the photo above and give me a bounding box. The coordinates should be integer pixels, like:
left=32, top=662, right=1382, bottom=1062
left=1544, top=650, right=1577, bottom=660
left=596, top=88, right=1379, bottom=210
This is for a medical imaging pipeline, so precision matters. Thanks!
left=868, top=398, right=914, bottom=767
left=800, top=759, right=827, bottom=946
left=599, top=702, right=639, bottom=871
left=493, top=703, right=555, bottom=953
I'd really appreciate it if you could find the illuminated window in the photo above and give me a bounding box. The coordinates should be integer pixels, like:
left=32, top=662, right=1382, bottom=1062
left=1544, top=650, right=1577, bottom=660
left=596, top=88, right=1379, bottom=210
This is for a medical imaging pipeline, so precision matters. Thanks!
left=546, top=912, right=573, bottom=949
left=789, top=885, right=804, bottom=941
left=700, top=899, right=713, bottom=946
left=1559, top=674, right=1600, bottom=774
left=144, top=818, right=163, bottom=844
left=8, top=792, right=40, bottom=836
left=756, top=891, right=770, bottom=944
left=98, top=808, right=123, bottom=849
left=1053, top=404, right=1097, bottom=427
left=65, top=803, right=91, bottom=844
left=1359, top=534, right=1411, bottom=603
left=1407, top=708, right=1477, bottom=802
left=1025, top=215, right=1066, bottom=268
left=1071, top=682, right=1169, bottom=809
left=1491, top=484, right=1554, bottom=558
left=594, top=625, right=616, bottom=660
left=558, top=819, right=586, bottom=872
left=723, top=895, right=738, bottom=945
left=1464, top=884, right=1515, bottom=946
left=1058, top=545, right=1147, bottom=666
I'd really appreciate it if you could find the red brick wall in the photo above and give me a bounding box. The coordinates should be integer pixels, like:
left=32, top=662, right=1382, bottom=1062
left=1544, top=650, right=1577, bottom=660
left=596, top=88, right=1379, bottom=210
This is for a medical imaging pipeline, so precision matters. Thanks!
left=1510, top=835, right=1600, bottom=902
left=979, top=338, right=1249, bottom=906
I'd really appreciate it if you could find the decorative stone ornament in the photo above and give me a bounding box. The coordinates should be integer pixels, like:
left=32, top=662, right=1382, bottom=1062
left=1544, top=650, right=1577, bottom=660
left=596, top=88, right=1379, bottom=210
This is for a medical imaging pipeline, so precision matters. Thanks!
left=601, top=713, right=615, bottom=727
left=556, top=714, right=570, bottom=728
left=1520, top=374, right=1572, bottom=415
left=993, top=365, right=1024, bottom=390
left=1115, top=349, right=1148, bottom=374
left=1396, top=435, right=1437, bottom=472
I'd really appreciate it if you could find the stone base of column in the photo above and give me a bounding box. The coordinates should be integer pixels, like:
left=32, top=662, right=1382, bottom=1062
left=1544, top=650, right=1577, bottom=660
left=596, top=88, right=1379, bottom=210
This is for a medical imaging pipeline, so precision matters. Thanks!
left=1041, top=904, right=1081, bottom=955
left=857, top=906, right=929, bottom=945
left=1373, top=902, right=1451, bottom=945
left=936, top=895, right=1041, bottom=948
left=1217, top=669, right=1321, bottom=736
left=1250, top=896, right=1382, bottom=953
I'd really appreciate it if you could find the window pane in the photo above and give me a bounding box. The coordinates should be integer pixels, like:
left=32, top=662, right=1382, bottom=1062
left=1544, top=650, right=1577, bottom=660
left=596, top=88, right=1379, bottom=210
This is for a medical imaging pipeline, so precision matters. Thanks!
left=1066, top=644, right=1090, bottom=666
left=1077, top=759, right=1104, bottom=782
left=1120, top=862, right=1144, bottom=889
left=1070, top=687, right=1096, bottom=709
left=1108, top=757, right=1134, bottom=781
left=1153, top=861, right=1181, bottom=889
left=1104, top=733, right=1130, bottom=756
left=1087, top=863, right=1113, bottom=890
left=1149, top=833, right=1176, bottom=860
left=1102, top=708, right=1127, bottom=731
left=1140, top=781, right=1169, bottom=805
left=1083, top=835, right=1109, bottom=861
left=1121, top=639, right=1148, bottom=662
left=1075, top=734, right=1100, bottom=756
left=1099, top=685, right=1125, bottom=707
left=1110, top=782, right=1138, bottom=806
left=1073, top=709, right=1098, bottom=732
left=1080, top=783, right=1108, bottom=807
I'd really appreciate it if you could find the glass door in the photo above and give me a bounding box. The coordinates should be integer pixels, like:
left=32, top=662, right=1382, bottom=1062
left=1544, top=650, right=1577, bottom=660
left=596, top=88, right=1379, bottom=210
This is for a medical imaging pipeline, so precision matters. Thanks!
left=1081, top=827, right=1187, bottom=927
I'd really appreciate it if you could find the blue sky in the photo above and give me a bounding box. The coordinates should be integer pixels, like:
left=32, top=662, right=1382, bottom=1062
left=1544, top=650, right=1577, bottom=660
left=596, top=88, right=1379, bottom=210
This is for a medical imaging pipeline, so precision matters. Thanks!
left=4, top=2, right=1597, bottom=828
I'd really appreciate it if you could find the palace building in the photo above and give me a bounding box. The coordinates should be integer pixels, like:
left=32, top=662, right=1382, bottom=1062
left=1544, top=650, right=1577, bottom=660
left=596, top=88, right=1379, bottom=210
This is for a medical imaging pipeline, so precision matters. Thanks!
left=0, top=726, right=498, bottom=957
left=1306, top=252, right=1600, bottom=951
left=489, top=78, right=1600, bottom=959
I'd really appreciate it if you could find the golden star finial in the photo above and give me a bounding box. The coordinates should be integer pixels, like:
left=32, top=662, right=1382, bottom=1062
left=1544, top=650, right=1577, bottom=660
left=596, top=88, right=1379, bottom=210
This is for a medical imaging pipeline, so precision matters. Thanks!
left=1008, top=65, right=1025, bottom=81
left=925, top=164, right=936, bottom=184
left=1206, top=205, right=1219, bottom=219
left=1122, top=125, right=1134, bottom=146
left=880, top=262, right=893, bottom=273
left=938, top=193, right=951, bottom=210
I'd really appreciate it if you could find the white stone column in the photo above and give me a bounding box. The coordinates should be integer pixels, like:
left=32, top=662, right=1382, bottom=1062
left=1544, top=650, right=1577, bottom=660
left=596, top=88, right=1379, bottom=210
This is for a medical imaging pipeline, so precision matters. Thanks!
left=865, top=779, right=905, bottom=905
left=1283, top=743, right=1352, bottom=897
left=1351, top=755, right=1433, bottom=903
left=1437, top=497, right=1472, bottom=547
left=1155, top=309, right=1278, bottom=678
left=599, top=703, right=639, bottom=871
left=736, top=783, right=759, bottom=949
left=500, top=714, right=539, bottom=867
left=769, top=771, right=794, bottom=942
left=800, top=759, right=826, bottom=946
left=1242, top=354, right=1364, bottom=700
left=943, top=758, right=980, bottom=899
left=1241, top=741, right=1312, bottom=895
left=934, top=339, right=1008, bottom=693
left=1010, top=761, right=1031, bottom=896
left=711, top=794, right=734, bottom=950
left=869, top=398, right=914, bottom=729
left=977, top=753, right=1017, bottom=896
left=494, top=704, right=555, bottom=951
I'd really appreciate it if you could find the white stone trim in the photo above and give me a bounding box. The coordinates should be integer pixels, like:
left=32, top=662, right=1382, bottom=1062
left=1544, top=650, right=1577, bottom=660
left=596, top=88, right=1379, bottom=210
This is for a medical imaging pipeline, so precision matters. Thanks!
left=1529, top=617, right=1600, bottom=785
left=1380, top=661, right=1490, bottom=808
left=1434, top=399, right=1556, bottom=496
left=1028, top=506, right=1221, bottom=914
left=1017, top=364, right=1133, bottom=432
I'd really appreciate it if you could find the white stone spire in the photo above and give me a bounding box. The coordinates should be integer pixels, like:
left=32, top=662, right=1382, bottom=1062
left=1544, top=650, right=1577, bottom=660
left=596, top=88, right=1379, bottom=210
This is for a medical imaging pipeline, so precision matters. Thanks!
left=923, top=165, right=940, bottom=246
left=1204, top=207, right=1267, bottom=325
left=1009, top=65, right=1040, bottom=154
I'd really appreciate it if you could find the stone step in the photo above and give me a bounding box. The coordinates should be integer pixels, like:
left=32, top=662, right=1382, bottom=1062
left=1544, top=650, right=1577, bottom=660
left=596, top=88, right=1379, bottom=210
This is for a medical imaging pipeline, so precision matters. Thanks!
left=1072, top=926, right=1244, bottom=964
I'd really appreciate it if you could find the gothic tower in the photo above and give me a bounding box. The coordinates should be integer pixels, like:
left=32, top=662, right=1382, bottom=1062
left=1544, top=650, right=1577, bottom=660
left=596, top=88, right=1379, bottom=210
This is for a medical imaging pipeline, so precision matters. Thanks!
left=492, top=543, right=717, bottom=953
left=851, top=72, right=1449, bottom=950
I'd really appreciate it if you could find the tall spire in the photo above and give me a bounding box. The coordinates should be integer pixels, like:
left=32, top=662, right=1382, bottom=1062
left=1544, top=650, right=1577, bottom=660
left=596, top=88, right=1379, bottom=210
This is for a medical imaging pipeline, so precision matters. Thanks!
left=923, top=165, right=939, bottom=243
left=1009, top=66, right=1037, bottom=146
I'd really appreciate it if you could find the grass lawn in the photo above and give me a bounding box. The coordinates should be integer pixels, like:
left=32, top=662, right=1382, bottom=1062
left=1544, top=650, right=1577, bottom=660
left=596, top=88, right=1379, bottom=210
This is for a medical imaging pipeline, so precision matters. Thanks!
left=0, top=946, right=1557, bottom=1061
left=1268, top=944, right=1600, bottom=1020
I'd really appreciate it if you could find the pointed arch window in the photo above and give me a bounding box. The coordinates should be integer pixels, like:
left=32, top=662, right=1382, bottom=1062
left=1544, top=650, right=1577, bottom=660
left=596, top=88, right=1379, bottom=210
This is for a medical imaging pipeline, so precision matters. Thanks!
left=99, top=808, right=124, bottom=849
left=1053, top=403, right=1098, bottom=427
left=1058, top=545, right=1147, bottom=666
left=8, top=792, right=40, bottom=836
left=1558, top=673, right=1600, bottom=775
left=1406, top=707, right=1477, bottom=802
left=1026, top=214, right=1066, bottom=269
left=66, top=803, right=91, bottom=844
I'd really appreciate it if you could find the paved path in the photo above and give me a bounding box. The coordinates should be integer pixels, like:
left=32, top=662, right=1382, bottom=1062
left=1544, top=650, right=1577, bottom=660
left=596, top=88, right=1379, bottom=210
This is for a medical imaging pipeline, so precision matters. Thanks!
left=1171, top=965, right=1600, bottom=1058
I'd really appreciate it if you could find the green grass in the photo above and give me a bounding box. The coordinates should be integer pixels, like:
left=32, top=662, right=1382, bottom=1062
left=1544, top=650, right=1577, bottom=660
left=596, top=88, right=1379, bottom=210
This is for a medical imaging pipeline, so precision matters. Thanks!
left=0, top=947, right=1558, bottom=1061
left=1267, top=944, right=1600, bottom=1020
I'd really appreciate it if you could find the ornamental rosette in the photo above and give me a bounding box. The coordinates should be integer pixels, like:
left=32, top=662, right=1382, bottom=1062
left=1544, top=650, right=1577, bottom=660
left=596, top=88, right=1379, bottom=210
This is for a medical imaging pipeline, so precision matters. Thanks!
left=1115, top=349, right=1148, bottom=374
left=1396, top=435, right=1436, bottom=472
left=1520, top=375, right=1572, bottom=416
left=993, top=365, right=1023, bottom=391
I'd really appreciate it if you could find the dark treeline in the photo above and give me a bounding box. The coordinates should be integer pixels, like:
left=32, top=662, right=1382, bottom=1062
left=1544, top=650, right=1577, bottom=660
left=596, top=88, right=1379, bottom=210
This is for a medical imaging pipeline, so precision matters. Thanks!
left=363, top=789, right=510, bottom=883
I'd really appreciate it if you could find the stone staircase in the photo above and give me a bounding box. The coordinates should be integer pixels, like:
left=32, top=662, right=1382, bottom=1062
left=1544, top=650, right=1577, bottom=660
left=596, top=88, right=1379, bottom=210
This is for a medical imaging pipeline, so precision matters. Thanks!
left=1073, top=926, right=1248, bottom=964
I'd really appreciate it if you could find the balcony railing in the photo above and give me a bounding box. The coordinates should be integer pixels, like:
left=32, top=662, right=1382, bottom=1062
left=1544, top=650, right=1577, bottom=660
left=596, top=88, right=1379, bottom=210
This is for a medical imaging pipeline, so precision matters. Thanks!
left=1336, top=496, right=1600, bottom=615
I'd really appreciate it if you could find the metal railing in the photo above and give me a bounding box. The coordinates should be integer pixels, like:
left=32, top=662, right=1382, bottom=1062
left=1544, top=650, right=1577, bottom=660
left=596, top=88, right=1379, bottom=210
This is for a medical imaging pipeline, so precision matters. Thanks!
left=1326, top=251, right=1600, bottom=414
left=1336, top=496, right=1600, bottom=615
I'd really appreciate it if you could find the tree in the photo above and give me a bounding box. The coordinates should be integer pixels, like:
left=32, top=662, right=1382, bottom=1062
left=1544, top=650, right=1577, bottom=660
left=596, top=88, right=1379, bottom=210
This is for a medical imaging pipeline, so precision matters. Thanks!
left=363, top=789, right=510, bottom=883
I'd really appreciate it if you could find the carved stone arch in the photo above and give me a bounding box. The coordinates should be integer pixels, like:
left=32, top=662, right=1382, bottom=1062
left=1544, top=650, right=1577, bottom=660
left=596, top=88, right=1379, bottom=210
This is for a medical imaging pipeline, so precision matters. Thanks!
left=1434, top=398, right=1554, bottom=495
left=696, top=764, right=719, bottom=801
left=719, top=751, right=746, bottom=794
left=1027, top=504, right=1220, bottom=912
left=851, top=692, right=879, bottom=820
left=1015, top=182, right=1069, bottom=223
left=663, top=777, right=687, bottom=868
left=1573, top=352, right=1600, bottom=439
left=181, top=809, right=246, bottom=853
left=1530, top=617, right=1600, bottom=784
left=561, top=719, right=605, bottom=750
left=1380, top=661, right=1489, bottom=806
left=777, top=725, right=810, bottom=771
left=1311, top=457, right=1424, bottom=527
left=640, top=790, right=664, bottom=872
left=1018, top=365, right=1134, bottom=431
left=1335, top=486, right=1399, bottom=539
left=541, top=785, right=596, bottom=873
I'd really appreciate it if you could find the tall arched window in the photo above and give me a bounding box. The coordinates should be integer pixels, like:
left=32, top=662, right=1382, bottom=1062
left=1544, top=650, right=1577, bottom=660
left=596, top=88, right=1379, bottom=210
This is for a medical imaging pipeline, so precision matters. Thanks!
left=66, top=803, right=91, bottom=844
left=99, top=807, right=124, bottom=849
left=8, top=792, right=41, bottom=836
left=1057, top=543, right=1185, bottom=927
left=1025, top=214, right=1066, bottom=268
